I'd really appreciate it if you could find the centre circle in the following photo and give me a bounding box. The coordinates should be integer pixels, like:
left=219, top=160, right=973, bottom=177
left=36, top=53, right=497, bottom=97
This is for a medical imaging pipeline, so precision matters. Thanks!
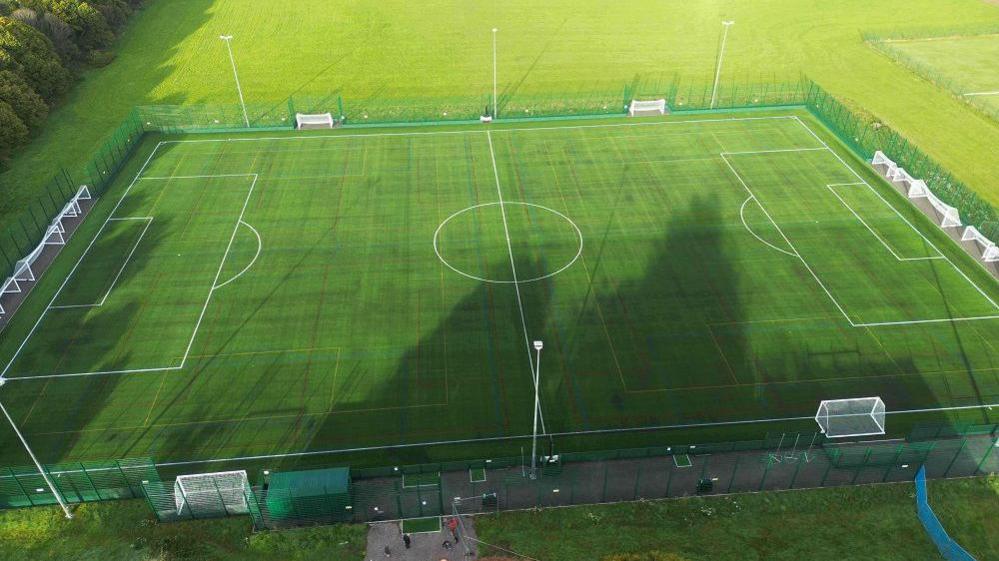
left=433, top=202, right=583, bottom=284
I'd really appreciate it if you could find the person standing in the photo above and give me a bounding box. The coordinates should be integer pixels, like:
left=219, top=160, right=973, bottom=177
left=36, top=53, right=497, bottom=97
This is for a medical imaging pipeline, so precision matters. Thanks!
left=403, top=534, right=411, bottom=549
left=447, top=516, right=460, bottom=543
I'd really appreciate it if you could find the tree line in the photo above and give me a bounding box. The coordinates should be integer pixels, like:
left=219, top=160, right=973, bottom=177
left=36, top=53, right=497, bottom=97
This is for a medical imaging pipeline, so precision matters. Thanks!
left=0, top=0, right=143, bottom=160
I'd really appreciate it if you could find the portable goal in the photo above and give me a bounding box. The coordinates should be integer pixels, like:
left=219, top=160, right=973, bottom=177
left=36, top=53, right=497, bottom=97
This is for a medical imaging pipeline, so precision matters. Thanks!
left=628, top=99, right=667, bottom=117
left=962, top=226, right=999, bottom=262
left=174, top=470, right=252, bottom=518
left=295, top=112, right=335, bottom=129
left=815, top=397, right=886, bottom=438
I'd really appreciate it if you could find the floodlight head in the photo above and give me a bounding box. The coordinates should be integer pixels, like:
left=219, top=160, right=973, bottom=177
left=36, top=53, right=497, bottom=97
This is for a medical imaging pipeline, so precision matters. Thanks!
left=492, top=28, right=498, bottom=32
left=533, top=341, right=544, bottom=350
left=723, top=20, right=735, bottom=25
left=219, top=35, right=233, bottom=41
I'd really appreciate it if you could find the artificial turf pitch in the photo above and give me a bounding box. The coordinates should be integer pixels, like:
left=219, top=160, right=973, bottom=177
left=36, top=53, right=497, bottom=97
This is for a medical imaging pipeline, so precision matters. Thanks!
left=0, top=109, right=996, bottom=467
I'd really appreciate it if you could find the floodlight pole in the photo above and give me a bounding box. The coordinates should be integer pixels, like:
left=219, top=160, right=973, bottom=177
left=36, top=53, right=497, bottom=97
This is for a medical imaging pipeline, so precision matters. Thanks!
left=0, top=389, right=72, bottom=519
left=492, top=28, right=499, bottom=119
left=529, top=341, right=543, bottom=480
left=220, top=35, right=250, bottom=128
left=710, top=21, right=735, bottom=109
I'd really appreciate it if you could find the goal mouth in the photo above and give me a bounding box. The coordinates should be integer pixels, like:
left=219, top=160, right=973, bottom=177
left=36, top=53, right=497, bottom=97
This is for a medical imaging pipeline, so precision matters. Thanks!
left=815, top=397, right=886, bottom=438
left=295, top=112, right=336, bottom=129
left=628, top=99, right=668, bottom=117
left=174, top=470, right=251, bottom=517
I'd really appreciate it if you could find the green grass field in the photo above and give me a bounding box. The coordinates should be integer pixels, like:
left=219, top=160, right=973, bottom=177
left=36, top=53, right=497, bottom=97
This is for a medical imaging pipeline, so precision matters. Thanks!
left=0, top=109, right=996, bottom=468
left=3, top=0, right=999, bottom=228
left=873, top=33, right=999, bottom=117
left=475, top=475, right=999, bottom=561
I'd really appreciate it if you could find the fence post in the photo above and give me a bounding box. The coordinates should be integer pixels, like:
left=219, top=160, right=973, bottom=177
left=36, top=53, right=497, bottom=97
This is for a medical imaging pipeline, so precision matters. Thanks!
left=632, top=463, right=642, bottom=500
left=9, top=468, right=31, bottom=506
left=601, top=463, right=609, bottom=502
left=726, top=455, right=740, bottom=493
left=79, top=463, right=99, bottom=501
left=789, top=457, right=803, bottom=489
left=974, top=436, right=997, bottom=474
left=758, top=457, right=771, bottom=491
left=819, top=457, right=834, bottom=486
left=943, top=439, right=968, bottom=477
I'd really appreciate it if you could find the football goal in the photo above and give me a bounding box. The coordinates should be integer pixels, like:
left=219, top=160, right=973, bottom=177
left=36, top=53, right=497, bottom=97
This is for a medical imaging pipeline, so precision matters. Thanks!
left=628, top=99, right=667, bottom=117
left=962, top=226, right=999, bottom=262
left=174, top=470, right=252, bottom=518
left=295, top=112, right=335, bottom=129
left=815, top=397, right=886, bottom=438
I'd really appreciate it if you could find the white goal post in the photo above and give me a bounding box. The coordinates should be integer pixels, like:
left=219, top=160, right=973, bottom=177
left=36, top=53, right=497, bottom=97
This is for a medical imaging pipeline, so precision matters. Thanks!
left=815, top=397, right=886, bottom=438
left=870, top=150, right=961, bottom=228
left=295, top=112, right=335, bottom=129
left=174, top=470, right=251, bottom=517
left=962, top=226, right=999, bottom=262
left=628, top=99, right=667, bottom=117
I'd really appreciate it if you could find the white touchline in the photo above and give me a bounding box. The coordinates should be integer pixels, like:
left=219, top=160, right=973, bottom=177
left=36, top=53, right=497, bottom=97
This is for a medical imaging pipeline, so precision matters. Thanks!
left=962, top=91, right=999, bottom=97
left=486, top=131, right=547, bottom=435
left=159, top=114, right=802, bottom=146
left=146, top=402, right=999, bottom=467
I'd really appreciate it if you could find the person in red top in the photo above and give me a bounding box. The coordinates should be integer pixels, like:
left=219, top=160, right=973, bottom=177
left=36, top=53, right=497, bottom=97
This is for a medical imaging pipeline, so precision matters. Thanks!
left=446, top=516, right=460, bottom=543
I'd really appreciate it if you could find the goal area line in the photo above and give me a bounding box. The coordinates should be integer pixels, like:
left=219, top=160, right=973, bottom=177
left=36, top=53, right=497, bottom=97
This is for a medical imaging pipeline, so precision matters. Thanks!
left=0, top=150, right=259, bottom=381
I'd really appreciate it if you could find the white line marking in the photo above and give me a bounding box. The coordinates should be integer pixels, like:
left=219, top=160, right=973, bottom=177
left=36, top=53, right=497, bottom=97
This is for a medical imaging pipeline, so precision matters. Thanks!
left=793, top=116, right=999, bottom=312
left=140, top=174, right=260, bottom=180
left=0, top=143, right=165, bottom=379
left=159, top=115, right=801, bottom=146
left=853, top=315, right=999, bottom=328
left=486, top=131, right=546, bottom=434
left=146, top=402, right=999, bottom=467
left=180, top=175, right=258, bottom=367
left=825, top=184, right=943, bottom=262
left=962, top=91, right=999, bottom=97
left=1, top=168, right=258, bottom=381
left=433, top=201, right=583, bottom=284
left=108, top=216, right=155, bottom=221
left=49, top=215, right=153, bottom=310
left=213, top=220, right=262, bottom=290
left=739, top=197, right=796, bottom=257
left=720, top=153, right=857, bottom=326
left=722, top=147, right=827, bottom=155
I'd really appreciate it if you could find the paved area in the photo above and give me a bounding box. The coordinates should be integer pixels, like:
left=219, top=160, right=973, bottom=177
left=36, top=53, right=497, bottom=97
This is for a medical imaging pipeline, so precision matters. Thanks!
left=367, top=515, right=478, bottom=561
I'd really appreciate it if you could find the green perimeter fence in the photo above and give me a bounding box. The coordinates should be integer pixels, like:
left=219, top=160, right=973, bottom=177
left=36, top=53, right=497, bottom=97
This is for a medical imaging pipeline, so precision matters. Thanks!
left=1, top=76, right=997, bottom=291
left=865, top=27, right=999, bottom=125
left=0, top=424, right=995, bottom=530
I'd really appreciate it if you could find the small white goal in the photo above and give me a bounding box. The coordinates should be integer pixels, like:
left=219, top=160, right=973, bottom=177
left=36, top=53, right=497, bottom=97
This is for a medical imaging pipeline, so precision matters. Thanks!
left=174, top=470, right=251, bottom=517
left=295, top=112, right=335, bottom=129
left=628, top=99, right=667, bottom=117
left=815, top=397, right=886, bottom=438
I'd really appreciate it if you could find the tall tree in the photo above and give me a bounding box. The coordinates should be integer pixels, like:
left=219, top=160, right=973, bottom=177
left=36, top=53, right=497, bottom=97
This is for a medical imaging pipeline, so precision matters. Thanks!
left=0, top=15, right=70, bottom=101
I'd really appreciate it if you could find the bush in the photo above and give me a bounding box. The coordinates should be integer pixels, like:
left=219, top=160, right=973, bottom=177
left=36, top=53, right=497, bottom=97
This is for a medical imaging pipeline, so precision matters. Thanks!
left=0, top=15, right=72, bottom=100
left=0, top=68, right=47, bottom=129
left=0, top=98, right=29, bottom=160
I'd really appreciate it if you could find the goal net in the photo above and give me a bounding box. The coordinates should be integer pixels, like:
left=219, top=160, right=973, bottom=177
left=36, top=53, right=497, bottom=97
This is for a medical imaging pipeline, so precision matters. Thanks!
left=962, top=226, right=999, bottom=262
left=295, top=112, right=335, bottom=129
left=815, top=397, right=886, bottom=438
left=174, top=470, right=251, bottom=518
left=628, top=99, right=667, bottom=117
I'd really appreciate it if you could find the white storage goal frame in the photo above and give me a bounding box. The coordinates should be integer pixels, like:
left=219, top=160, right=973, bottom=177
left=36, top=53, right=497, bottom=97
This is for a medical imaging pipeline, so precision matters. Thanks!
left=174, top=470, right=251, bottom=517
left=628, top=99, right=667, bottom=117
left=295, top=112, right=335, bottom=129
left=815, top=397, right=886, bottom=438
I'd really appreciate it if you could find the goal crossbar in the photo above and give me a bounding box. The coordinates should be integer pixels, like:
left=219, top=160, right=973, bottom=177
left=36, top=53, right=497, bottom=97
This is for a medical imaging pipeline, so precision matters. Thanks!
left=815, top=397, right=886, bottom=438
left=295, top=112, right=335, bottom=129
left=174, top=470, right=251, bottom=517
left=628, top=99, right=667, bottom=117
